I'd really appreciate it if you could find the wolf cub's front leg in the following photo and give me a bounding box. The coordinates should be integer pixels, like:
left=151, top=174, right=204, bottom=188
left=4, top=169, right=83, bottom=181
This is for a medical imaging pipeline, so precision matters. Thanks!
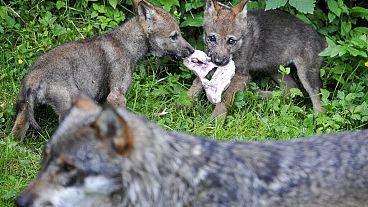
left=107, top=87, right=127, bottom=107
left=106, top=65, right=133, bottom=108
left=187, top=77, right=204, bottom=101
left=209, top=73, right=249, bottom=119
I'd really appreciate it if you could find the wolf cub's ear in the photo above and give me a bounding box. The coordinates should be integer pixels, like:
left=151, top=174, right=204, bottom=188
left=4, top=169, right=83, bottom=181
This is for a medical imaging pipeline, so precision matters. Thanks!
left=95, top=108, right=134, bottom=156
left=233, top=0, right=248, bottom=20
left=205, top=0, right=221, bottom=17
left=137, top=1, right=158, bottom=22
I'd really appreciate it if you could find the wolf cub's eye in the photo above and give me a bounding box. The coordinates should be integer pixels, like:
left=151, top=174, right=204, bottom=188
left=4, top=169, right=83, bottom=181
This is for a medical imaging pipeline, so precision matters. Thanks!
left=227, top=38, right=237, bottom=45
left=170, top=32, right=178, bottom=41
left=208, top=35, right=216, bottom=43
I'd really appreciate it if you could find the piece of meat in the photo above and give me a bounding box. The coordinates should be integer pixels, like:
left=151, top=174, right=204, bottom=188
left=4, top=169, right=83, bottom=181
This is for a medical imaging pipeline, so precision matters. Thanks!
left=183, top=50, right=216, bottom=78
left=202, top=60, right=235, bottom=104
left=183, top=50, right=235, bottom=104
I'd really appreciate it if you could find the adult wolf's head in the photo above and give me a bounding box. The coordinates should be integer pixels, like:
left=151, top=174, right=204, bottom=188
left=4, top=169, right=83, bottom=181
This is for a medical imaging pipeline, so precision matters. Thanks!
left=16, top=96, right=157, bottom=207
left=136, top=0, right=194, bottom=60
left=204, top=0, right=248, bottom=66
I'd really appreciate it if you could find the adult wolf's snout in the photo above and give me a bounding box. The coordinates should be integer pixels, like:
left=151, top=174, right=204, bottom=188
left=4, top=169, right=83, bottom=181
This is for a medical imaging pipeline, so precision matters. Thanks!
left=16, top=192, right=37, bottom=207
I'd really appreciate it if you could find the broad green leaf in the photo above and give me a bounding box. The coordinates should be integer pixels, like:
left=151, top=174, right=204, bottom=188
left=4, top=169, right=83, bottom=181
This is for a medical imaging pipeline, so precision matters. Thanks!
left=319, top=37, right=337, bottom=57
left=351, top=7, right=368, bottom=19
left=93, top=4, right=106, bottom=13
left=181, top=14, right=203, bottom=27
left=338, top=45, right=347, bottom=56
left=56, top=1, right=65, bottom=10
left=330, top=45, right=341, bottom=57
left=290, top=88, right=304, bottom=98
left=327, top=12, right=336, bottom=23
left=265, top=0, right=287, bottom=10
left=278, top=65, right=290, bottom=75
left=0, top=6, right=8, bottom=19
left=340, top=21, right=351, bottom=37
left=158, top=0, right=179, bottom=11
left=296, top=14, right=313, bottom=25
left=185, top=1, right=204, bottom=11
left=289, top=0, right=315, bottom=14
left=108, top=0, right=119, bottom=9
left=327, top=0, right=341, bottom=16
left=337, top=0, right=349, bottom=14
left=352, top=27, right=368, bottom=35
left=347, top=47, right=367, bottom=57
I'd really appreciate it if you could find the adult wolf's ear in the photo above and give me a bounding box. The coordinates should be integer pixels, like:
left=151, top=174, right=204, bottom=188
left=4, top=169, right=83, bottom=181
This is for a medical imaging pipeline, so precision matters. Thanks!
left=95, top=108, right=134, bottom=156
left=205, top=0, right=221, bottom=17
left=72, top=94, right=98, bottom=111
left=233, top=0, right=248, bottom=20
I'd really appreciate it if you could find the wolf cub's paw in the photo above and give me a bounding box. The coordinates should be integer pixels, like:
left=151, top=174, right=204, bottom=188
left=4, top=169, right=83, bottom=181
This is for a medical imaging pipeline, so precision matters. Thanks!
left=107, top=91, right=127, bottom=108
left=209, top=102, right=228, bottom=123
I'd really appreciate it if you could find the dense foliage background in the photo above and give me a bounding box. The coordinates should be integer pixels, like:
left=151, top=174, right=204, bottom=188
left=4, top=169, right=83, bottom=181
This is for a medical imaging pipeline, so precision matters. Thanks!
left=0, top=0, right=367, bottom=206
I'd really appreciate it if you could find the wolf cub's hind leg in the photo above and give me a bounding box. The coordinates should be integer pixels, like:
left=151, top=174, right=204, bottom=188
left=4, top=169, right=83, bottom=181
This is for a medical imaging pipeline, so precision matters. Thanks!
left=11, top=108, right=29, bottom=141
left=294, top=59, right=325, bottom=112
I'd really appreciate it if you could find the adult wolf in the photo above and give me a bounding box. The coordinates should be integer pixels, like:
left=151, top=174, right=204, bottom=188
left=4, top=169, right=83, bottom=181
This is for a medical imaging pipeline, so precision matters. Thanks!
left=12, top=0, right=194, bottom=140
left=188, top=0, right=326, bottom=119
left=17, top=96, right=368, bottom=207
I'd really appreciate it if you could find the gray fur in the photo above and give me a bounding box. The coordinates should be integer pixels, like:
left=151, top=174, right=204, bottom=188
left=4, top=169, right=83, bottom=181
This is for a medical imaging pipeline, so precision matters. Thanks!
left=17, top=97, right=368, bottom=207
left=11, top=0, right=194, bottom=140
left=192, top=0, right=327, bottom=119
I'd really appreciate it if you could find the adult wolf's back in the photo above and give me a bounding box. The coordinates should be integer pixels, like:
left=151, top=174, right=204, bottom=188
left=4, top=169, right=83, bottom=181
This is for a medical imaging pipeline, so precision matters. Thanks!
left=16, top=96, right=368, bottom=207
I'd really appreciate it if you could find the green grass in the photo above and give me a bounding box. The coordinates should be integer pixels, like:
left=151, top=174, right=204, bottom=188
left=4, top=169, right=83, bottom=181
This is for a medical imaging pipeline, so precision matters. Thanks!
left=1, top=1, right=367, bottom=206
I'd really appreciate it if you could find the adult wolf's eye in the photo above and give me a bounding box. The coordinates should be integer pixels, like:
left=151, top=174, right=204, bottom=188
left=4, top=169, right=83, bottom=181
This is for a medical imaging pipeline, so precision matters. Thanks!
left=208, top=35, right=216, bottom=42
left=227, top=38, right=237, bottom=45
left=61, top=162, right=76, bottom=173
left=170, top=32, right=178, bottom=41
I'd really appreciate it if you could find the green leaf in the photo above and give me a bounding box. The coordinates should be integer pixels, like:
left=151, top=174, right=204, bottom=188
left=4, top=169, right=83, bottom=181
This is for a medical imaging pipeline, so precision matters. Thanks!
left=108, top=0, right=119, bottom=9
left=351, top=7, right=368, bottom=19
left=56, top=1, right=65, bottom=10
left=347, top=47, right=367, bottom=57
left=265, top=0, right=287, bottom=10
left=185, top=1, right=204, bottom=12
left=278, top=65, right=290, bottom=75
left=93, top=4, right=106, bottom=13
left=327, top=0, right=341, bottom=16
left=330, top=45, right=341, bottom=57
left=319, top=37, right=336, bottom=57
left=337, top=0, right=349, bottom=14
left=340, top=21, right=351, bottom=37
left=288, top=0, right=315, bottom=14
left=352, top=27, right=368, bottom=35
left=290, top=88, right=304, bottom=98
left=296, top=14, right=313, bottom=25
left=158, top=0, right=179, bottom=11
left=0, top=6, right=8, bottom=19
left=181, top=14, right=203, bottom=27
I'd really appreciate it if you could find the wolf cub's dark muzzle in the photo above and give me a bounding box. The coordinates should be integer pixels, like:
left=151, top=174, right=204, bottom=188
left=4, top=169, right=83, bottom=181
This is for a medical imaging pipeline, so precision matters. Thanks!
left=173, top=46, right=195, bottom=60
left=212, top=55, right=230, bottom=66
left=181, top=46, right=195, bottom=59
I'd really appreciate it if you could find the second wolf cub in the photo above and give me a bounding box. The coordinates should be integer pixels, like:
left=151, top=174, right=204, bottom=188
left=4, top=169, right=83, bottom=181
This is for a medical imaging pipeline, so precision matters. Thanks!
left=12, top=0, right=194, bottom=140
